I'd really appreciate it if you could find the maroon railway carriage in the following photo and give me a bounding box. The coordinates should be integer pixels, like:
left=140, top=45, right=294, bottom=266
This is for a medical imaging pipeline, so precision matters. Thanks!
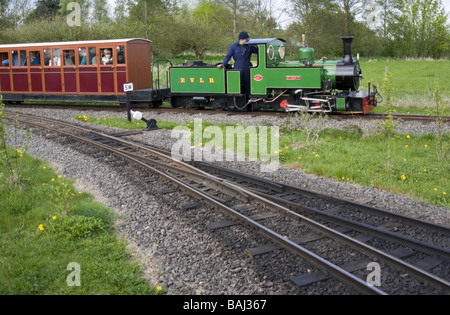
left=0, top=39, right=168, bottom=106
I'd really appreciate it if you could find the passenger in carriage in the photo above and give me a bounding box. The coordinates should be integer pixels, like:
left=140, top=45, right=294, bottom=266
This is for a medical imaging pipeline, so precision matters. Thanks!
left=101, top=49, right=113, bottom=65
left=53, top=49, right=61, bottom=66
left=31, top=52, right=41, bottom=65
left=89, top=48, right=97, bottom=65
left=20, top=51, right=27, bottom=66
left=79, top=48, right=87, bottom=65
left=65, top=55, right=74, bottom=65
left=117, top=52, right=125, bottom=64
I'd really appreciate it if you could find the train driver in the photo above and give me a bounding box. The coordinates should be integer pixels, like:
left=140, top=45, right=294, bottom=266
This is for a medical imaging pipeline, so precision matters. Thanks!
left=217, top=31, right=258, bottom=94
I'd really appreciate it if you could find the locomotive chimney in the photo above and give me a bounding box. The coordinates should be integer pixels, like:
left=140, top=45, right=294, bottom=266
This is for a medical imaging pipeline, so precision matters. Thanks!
left=341, top=36, right=354, bottom=64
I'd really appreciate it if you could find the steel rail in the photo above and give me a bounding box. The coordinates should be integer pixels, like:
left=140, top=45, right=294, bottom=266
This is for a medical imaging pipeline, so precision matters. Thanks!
left=194, top=162, right=450, bottom=236
left=6, top=105, right=449, bottom=122
left=249, top=190, right=450, bottom=260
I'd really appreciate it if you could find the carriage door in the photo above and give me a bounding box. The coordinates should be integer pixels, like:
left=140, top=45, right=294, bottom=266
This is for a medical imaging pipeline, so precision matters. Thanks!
left=99, top=47, right=115, bottom=93
left=62, top=49, right=77, bottom=93
left=44, top=48, right=63, bottom=93
left=29, top=50, right=43, bottom=92
left=12, top=50, right=29, bottom=92
left=0, top=52, right=11, bottom=92
left=116, top=45, right=126, bottom=93
left=78, top=47, right=98, bottom=93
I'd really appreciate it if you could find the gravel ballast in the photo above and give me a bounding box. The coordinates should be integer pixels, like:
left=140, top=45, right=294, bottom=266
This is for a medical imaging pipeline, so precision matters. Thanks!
left=5, top=107, right=449, bottom=294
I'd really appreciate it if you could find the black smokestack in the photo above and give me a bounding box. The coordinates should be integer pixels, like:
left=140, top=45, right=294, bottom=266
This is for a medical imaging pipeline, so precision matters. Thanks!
left=341, top=36, right=354, bottom=63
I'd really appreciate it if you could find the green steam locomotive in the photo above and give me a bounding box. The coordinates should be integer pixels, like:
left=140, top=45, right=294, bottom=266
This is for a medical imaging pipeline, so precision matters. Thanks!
left=169, top=36, right=379, bottom=114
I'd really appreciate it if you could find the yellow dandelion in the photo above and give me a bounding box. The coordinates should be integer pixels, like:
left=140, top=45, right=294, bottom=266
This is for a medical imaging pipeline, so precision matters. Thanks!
left=406, top=135, right=410, bottom=139
left=51, top=178, right=55, bottom=182
left=42, top=166, right=46, bottom=169
left=157, top=286, right=163, bottom=291
left=58, top=175, right=62, bottom=178
left=52, top=216, right=57, bottom=220
left=404, top=145, right=408, bottom=148
left=38, top=224, right=44, bottom=231
left=424, top=169, right=427, bottom=172
left=434, top=188, right=438, bottom=191
left=298, top=157, right=302, bottom=160
left=315, top=154, right=319, bottom=157
left=444, top=192, right=447, bottom=195
left=424, top=144, right=428, bottom=148
left=342, top=177, right=345, bottom=180
left=78, top=192, right=83, bottom=194
left=285, top=146, right=289, bottom=149
left=401, top=174, right=406, bottom=180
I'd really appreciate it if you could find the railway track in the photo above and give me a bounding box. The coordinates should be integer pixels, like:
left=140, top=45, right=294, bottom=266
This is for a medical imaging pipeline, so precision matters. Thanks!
left=6, top=104, right=450, bottom=123
left=5, top=112, right=450, bottom=295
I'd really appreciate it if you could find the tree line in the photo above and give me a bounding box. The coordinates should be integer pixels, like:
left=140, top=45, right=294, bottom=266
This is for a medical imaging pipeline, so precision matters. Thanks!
left=0, top=0, right=448, bottom=59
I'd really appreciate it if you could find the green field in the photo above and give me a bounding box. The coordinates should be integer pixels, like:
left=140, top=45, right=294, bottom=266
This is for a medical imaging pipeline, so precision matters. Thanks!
left=359, top=57, right=450, bottom=112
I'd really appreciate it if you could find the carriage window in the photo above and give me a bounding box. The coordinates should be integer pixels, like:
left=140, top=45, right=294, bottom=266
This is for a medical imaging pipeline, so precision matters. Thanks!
left=43, top=49, right=51, bottom=66
left=20, top=50, right=27, bottom=66
left=78, top=47, right=87, bottom=65
left=11, top=51, right=18, bottom=67
left=63, top=50, right=75, bottom=66
left=0, top=52, right=8, bottom=67
left=88, top=47, right=97, bottom=65
left=52, top=48, right=61, bottom=66
left=30, top=51, right=41, bottom=66
left=100, top=48, right=113, bottom=65
left=116, top=46, right=125, bottom=64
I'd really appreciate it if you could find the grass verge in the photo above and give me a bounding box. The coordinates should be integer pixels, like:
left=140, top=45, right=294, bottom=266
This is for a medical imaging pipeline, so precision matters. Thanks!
left=0, top=146, right=163, bottom=295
